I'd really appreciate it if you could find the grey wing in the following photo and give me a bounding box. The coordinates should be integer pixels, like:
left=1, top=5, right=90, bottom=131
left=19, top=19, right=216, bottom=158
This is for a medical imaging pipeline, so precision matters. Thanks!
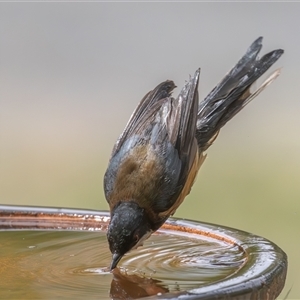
left=111, top=80, right=176, bottom=157
left=104, top=80, right=177, bottom=203
left=150, top=69, right=200, bottom=213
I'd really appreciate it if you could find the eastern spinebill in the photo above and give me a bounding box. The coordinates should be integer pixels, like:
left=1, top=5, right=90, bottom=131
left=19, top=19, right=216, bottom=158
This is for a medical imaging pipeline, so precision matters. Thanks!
left=104, top=37, right=284, bottom=270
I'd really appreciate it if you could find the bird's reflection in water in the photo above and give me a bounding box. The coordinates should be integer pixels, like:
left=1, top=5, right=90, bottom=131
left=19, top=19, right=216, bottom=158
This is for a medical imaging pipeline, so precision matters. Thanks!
left=110, top=268, right=168, bottom=299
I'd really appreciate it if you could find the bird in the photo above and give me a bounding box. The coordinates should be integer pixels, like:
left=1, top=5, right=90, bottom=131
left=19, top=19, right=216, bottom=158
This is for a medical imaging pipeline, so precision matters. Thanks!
left=103, top=37, right=284, bottom=271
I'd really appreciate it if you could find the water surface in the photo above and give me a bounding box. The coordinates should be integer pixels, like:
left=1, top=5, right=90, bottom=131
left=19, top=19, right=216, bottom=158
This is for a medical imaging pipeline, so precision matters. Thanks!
left=0, top=229, right=246, bottom=299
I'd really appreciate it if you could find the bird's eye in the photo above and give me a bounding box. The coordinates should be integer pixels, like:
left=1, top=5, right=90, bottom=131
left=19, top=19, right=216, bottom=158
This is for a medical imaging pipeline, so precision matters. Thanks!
left=134, top=234, right=139, bottom=243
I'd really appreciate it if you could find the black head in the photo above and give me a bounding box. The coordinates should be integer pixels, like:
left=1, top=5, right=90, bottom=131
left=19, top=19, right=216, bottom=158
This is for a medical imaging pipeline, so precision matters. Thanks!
left=107, top=201, right=152, bottom=270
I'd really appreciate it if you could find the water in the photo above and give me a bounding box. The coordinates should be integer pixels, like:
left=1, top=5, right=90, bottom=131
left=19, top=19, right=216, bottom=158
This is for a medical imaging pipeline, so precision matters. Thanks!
left=0, top=229, right=246, bottom=299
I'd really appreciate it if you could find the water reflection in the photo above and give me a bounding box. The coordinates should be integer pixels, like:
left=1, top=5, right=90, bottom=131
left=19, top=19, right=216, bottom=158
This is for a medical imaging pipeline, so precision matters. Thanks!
left=110, top=268, right=168, bottom=299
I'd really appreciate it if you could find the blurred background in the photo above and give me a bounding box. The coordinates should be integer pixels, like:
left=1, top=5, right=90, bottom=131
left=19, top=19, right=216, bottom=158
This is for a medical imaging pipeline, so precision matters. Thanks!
left=0, top=2, right=299, bottom=299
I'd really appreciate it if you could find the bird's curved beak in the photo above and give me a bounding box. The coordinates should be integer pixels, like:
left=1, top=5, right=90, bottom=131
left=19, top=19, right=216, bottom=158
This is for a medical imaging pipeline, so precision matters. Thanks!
left=110, top=253, right=123, bottom=271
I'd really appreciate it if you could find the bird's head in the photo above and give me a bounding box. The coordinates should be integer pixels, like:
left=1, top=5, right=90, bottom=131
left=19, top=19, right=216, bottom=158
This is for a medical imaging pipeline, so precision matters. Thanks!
left=107, top=201, right=152, bottom=270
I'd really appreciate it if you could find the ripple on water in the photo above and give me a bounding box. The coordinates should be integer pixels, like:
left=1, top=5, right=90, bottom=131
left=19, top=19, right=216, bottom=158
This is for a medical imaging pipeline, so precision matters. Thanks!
left=0, top=229, right=247, bottom=299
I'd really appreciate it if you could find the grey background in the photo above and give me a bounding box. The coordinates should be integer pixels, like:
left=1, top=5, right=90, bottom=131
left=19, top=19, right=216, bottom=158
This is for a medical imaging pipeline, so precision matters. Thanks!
left=1, top=3, right=299, bottom=299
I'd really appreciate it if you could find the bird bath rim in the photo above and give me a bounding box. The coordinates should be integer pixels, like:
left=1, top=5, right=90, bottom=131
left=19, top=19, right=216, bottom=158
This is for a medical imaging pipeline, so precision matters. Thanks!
left=0, top=205, right=287, bottom=300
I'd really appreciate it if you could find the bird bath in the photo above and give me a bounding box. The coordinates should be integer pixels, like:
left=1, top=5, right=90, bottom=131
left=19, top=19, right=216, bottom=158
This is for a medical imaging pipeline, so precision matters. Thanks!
left=0, top=205, right=287, bottom=300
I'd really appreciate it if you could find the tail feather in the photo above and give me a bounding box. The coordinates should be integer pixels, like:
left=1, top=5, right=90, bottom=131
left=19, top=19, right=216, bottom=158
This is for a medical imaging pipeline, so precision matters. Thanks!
left=196, top=37, right=284, bottom=151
